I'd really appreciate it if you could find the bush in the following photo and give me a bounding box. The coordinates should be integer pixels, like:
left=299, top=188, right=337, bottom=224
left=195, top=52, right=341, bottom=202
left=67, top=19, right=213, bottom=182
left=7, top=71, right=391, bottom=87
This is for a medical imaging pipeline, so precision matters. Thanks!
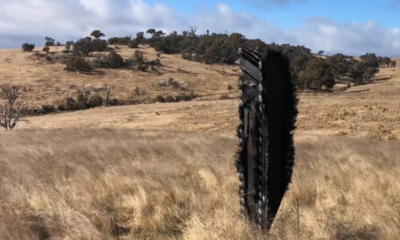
left=126, top=50, right=146, bottom=69
left=22, top=43, right=35, bottom=52
left=129, top=40, right=139, bottom=48
left=155, top=95, right=165, bottom=102
left=42, top=46, right=50, bottom=53
left=64, top=56, right=92, bottom=72
left=106, top=51, right=124, bottom=68
left=45, top=56, right=53, bottom=62
left=181, top=52, right=191, bottom=60
left=41, top=105, right=56, bottom=113
left=76, top=91, right=89, bottom=109
left=88, top=52, right=125, bottom=69
left=89, top=95, right=104, bottom=107
left=150, top=58, right=161, bottom=66
left=164, top=95, right=176, bottom=102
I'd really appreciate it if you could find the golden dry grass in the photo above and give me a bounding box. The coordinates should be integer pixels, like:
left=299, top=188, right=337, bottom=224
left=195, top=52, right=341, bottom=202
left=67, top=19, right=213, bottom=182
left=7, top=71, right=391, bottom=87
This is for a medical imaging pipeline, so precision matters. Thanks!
left=1, top=129, right=400, bottom=239
left=0, top=46, right=400, bottom=239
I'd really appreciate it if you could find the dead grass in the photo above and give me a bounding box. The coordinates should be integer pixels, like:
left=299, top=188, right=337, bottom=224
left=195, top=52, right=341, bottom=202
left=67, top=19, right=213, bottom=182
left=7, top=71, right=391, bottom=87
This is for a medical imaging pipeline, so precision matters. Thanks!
left=0, top=129, right=399, bottom=239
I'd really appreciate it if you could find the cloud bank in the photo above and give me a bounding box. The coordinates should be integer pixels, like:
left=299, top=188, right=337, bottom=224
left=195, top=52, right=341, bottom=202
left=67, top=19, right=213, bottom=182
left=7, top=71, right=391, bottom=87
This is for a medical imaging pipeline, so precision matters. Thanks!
left=0, top=0, right=399, bottom=57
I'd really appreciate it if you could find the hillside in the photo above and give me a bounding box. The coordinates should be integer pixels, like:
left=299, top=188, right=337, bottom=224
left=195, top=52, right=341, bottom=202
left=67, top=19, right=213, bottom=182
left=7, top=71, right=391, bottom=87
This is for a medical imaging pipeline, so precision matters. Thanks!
left=10, top=54, right=399, bottom=140
left=0, top=45, right=400, bottom=239
left=0, top=45, right=240, bottom=108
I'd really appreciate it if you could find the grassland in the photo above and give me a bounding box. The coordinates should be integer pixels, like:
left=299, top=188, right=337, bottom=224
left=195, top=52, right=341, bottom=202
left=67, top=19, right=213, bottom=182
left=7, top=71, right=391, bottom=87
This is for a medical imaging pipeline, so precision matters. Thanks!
left=0, top=46, right=399, bottom=239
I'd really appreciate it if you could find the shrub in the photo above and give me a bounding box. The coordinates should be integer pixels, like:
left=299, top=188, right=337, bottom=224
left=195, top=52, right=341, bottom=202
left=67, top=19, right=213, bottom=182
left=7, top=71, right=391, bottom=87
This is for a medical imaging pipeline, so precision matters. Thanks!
left=220, top=94, right=230, bottom=100
left=41, top=105, right=56, bottom=113
left=76, top=91, right=89, bottom=109
left=129, top=40, right=139, bottom=48
left=42, top=46, right=50, bottom=53
left=45, top=56, right=53, bottom=62
left=89, top=95, right=103, bottom=107
left=106, top=51, right=124, bottom=68
left=155, top=95, right=165, bottom=102
left=22, top=43, right=35, bottom=52
left=150, top=58, right=161, bottom=66
left=64, top=56, right=92, bottom=72
left=164, top=95, right=176, bottom=102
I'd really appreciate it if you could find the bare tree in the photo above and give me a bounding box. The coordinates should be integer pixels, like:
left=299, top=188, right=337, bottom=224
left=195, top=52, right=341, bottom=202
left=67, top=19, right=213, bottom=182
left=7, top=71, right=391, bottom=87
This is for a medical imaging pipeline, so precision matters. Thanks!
left=103, top=81, right=118, bottom=106
left=0, top=84, right=28, bottom=130
left=189, top=26, right=197, bottom=38
left=63, top=82, right=74, bottom=109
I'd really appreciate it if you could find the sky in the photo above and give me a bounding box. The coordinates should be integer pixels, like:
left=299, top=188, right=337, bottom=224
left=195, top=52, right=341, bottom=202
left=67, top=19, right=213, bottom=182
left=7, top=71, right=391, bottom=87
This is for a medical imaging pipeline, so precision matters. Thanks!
left=0, top=0, right=399, bottom=57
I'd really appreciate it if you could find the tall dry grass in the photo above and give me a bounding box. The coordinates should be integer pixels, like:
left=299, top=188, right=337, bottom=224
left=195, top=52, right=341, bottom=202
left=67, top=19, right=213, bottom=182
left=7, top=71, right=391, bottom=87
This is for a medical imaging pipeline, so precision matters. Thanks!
left=0, top=129, right=399, bottom=239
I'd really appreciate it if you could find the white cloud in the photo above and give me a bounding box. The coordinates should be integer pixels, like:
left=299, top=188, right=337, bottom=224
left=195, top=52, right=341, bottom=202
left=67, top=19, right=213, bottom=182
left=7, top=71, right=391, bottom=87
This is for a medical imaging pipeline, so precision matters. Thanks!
left=0, top=0, right=399, bottom=57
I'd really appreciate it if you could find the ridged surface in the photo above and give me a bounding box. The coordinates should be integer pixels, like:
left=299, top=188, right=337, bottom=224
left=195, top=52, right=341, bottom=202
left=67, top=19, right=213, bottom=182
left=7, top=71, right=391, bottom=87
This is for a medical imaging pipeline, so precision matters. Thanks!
left=236, top=47, right=298, bottom=232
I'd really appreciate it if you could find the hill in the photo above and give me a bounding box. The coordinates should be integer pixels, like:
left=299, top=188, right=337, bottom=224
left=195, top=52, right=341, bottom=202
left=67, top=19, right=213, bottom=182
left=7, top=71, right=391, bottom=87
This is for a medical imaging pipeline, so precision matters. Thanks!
left=0, top=45, right=240, bottom=109
left=9, top=52, right=398, bottom=140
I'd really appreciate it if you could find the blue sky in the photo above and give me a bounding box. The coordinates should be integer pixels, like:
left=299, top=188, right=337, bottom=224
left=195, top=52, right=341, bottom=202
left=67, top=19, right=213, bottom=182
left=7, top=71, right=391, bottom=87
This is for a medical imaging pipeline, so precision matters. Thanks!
left=0, top=0, right=399, bottom=57
left=148, top=0, right=400, bottom=29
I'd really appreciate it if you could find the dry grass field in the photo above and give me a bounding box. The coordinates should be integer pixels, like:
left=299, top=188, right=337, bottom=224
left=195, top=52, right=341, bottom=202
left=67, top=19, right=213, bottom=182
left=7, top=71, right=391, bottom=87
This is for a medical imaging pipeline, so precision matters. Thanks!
left=0, top=46, right=399, bottom=239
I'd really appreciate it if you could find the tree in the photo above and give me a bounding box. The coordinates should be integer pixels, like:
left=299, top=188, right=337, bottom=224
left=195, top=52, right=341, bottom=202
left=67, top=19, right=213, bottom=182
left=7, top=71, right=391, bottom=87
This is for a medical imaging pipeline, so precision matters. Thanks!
left=22, top=43, right=35, bottom=52
left=146, top=29, right=157, bottom=46
left=135, top=32, right=145, bottom=44
left=65, top=41, right=74, bottom=51
left=73, top=37, right=94, bottom=56
left=325, top=53, right=351, bottom=79
left=146, top=29, right=156, bottom=37
left=189, top=26, right=197, bottom=38
left=102, top=81, right=118, bottom=106
left=91, top=38, right=108, bottom=52
left=348, top=61, right=379, bottom=85
left=359, top=53, right=379, bottom=68
left=298, top=57, right=334, bottom=91
left=390, top=60, right=397, bottom=68
left=156, top=30, right=165, bottom=38
left=90, top=30, right=105, bottom=39
left=318, top=50, right=324, bottom=55
left=0, top=85, right=28, bottom=131
left=382, top=57, right=391, bottom=66
left=45, top=36, right=55, bottom=46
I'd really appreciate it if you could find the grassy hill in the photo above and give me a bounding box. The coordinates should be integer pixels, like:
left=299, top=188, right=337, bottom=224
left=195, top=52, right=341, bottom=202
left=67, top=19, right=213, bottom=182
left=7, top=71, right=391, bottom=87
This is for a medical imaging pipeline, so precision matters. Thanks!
left=0, top=46, right=400, bottom=239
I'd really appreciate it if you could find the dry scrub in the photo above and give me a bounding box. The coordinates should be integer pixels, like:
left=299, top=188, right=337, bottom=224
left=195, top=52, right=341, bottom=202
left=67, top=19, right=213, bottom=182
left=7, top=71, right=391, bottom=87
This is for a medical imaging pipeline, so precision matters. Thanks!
left=0, top=129, right=399, bottom=239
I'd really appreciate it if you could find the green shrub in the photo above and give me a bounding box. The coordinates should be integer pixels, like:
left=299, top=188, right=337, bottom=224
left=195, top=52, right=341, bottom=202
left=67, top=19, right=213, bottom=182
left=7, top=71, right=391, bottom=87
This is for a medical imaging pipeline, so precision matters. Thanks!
left=106, top=51, right=124, bottom=68
left=129, top=40, right=139, bottom=48
left=41, top=105, right=56, bottom=113
left=155, top=95, right=165, bottom=102
left=89, top=95, right=103, bottom=107
left=64, top=56, right=92, bottom=72
left=164, top=95, right=176, bottom=102
left=22, top=43, right=35, bottom=52
left=42, top=46, right=50, bottom=53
